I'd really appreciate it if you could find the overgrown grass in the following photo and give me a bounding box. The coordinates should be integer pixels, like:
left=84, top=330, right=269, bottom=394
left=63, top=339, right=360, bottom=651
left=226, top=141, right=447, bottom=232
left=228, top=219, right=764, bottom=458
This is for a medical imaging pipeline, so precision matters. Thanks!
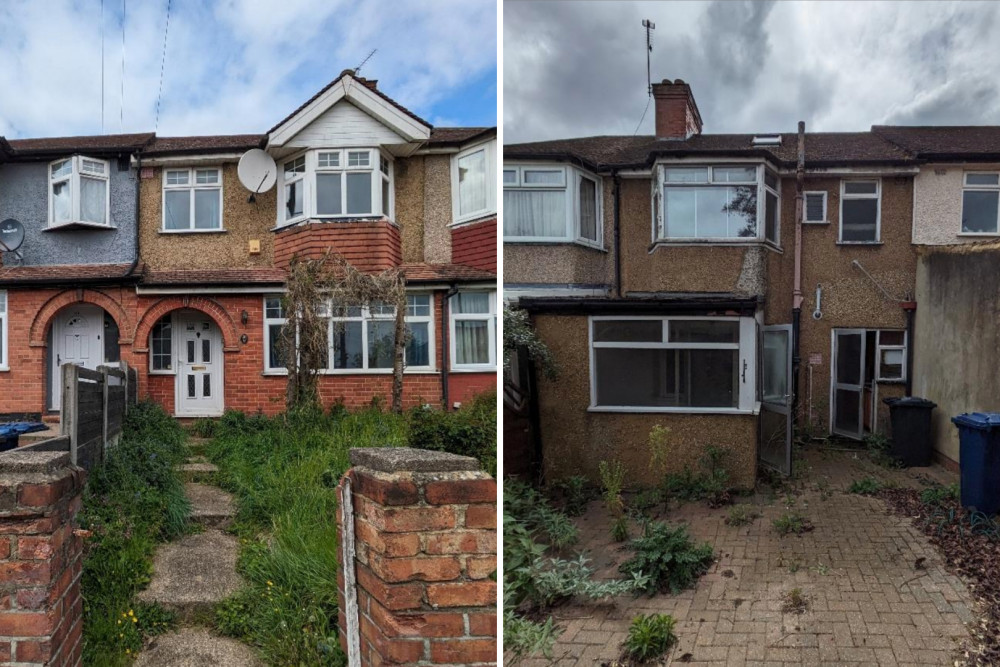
left=208, top=405, right=407, bottom=666
left=79, top=401, right=189, bottom=666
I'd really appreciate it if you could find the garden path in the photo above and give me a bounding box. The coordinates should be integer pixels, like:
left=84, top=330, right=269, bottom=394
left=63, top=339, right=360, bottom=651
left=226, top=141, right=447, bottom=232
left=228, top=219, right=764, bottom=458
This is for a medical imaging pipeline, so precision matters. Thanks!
left=135, top=436, right=262, bottom=666
left=520, top=447, right=974, bottom=666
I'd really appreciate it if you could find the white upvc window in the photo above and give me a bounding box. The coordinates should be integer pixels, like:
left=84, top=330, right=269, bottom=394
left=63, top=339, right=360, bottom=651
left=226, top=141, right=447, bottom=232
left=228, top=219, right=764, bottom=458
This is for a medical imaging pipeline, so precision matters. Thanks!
left=589, top=316, right=757, bottom=412
left=162, top=167, right=223, bottom=231
left=839, top=179, right=881, bottom=243
left=449, top=291, right=497, bottom=371
left=149, top=314, right=174, bottom=374
left=875, top=330, right=907, bottom=382
left=961, top=172, right=1000, bottom=235
left=0, top=290, right=7, bottom=370
left=263, top=294, right=434, bottom=373
left=804, top=191, right=828, bottom=224
left=503, top=163, right=602, bottom=246
left=277, top=148, right=393, bottom=227
left=452, top=139, right=497, bottom=225
left=48, top=156, right=111, bottom=228
left=656, top=164, right=780, bottom=245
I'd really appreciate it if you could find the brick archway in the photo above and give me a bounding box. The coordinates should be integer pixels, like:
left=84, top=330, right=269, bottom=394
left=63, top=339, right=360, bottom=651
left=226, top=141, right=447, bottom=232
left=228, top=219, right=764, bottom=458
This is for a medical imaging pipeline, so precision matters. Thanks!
left=133, top=296, right=241, bottom=353
left=29, top=288, right=133, bottom=347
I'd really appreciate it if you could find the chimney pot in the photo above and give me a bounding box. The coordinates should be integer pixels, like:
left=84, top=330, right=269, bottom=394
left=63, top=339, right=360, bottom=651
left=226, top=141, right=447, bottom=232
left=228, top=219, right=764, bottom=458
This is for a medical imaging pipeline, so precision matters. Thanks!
left=651, top=79, right=703, bottom=140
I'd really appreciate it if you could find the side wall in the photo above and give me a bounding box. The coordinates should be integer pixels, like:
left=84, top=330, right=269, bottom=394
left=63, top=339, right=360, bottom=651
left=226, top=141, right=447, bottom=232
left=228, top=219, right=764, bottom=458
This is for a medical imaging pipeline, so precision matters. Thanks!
left=911, top=164, right=1000, bottom=246
left=913, top=245, right=1000, bottom=464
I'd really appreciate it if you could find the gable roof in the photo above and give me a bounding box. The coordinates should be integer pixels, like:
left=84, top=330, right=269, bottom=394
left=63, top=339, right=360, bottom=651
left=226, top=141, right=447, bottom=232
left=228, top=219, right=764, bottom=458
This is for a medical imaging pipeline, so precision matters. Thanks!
left=141, top=134, right=265, bottom=157
left=504, top=131, right=915, bottom=171
left=873, top=125, right=1000, bottom=161
left=428, top=127, right=496, bottom=147
left=267, top=70, right=431, bottom=147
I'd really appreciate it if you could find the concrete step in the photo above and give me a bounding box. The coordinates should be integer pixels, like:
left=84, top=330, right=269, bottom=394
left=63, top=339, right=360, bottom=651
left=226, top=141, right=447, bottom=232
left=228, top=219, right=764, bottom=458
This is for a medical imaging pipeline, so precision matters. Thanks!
left=135, top=530, right=242, bottom=623
left=185, top=483, right=234, bottom=529
left=136, top=629, right=262, bottom=666
left=176, top=462, right=219, bottom=483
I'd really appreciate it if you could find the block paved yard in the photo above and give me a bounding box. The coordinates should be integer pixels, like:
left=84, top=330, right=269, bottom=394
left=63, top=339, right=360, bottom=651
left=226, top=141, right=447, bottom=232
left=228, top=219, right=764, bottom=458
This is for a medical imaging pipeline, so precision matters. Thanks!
left=517, top=447, right=976, bottom=666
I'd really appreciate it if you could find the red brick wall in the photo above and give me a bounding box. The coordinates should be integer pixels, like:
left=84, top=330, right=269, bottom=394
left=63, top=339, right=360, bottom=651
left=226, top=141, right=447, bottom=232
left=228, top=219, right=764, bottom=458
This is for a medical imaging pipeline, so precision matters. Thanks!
left=448, top=373, right=496, bottom=408
left=450, top=218, right=497, bottom=272
left=273, top=221, right=402, bottom=272
left=336, top=450, right=497, bottom=665
left=0, top=449, right=86, bottom=666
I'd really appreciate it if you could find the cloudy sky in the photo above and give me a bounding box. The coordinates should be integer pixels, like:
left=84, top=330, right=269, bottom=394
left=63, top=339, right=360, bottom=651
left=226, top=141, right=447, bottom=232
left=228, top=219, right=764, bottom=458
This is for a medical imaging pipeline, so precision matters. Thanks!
left=505, top=0, right=1000, bottom=144
left=0, top=0, right=496, bottom=139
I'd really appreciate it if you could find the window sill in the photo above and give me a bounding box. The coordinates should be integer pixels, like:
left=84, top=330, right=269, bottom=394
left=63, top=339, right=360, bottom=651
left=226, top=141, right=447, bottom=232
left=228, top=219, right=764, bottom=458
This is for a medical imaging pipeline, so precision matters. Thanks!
left=835, top=241, right=883, bottom=246
left=957, top=232, right=1000, bottom=237
left=149, top=370, right=176, bottom=376
left=160, top=229, right=227, bottom=235
left=504, top=239, right=606, bottom=251
left=587, top=406, right=755, bottom=415
left=450, top=366, right=497, bottom=373
left=451, top=212, right=497, bottom=228
left=272, top=216, right=396, bottom=232
left=877, top=378, right=906, bottom=385
left=0, top=366, right=8, bottom=373
left=649, top=239, right=781, bottom=252
left=803, top=221, right=830, bottom=225
left=261, top=369, right=440, bottom=376
left=44, top=222, right=116, bottom=232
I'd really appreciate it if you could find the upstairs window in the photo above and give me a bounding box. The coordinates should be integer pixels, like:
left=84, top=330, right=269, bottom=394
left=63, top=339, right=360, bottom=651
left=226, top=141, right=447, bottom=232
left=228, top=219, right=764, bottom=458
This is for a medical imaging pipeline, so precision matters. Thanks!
left=49, top=156, right=111, bottom=228
left=962, top=172, right=1000, bottom=234
left=657, top=164, right=779, bottom=244
left=452, top=140, right=497, bottom=224
left=278, top=148, right=392, bottom=227
left=162, top=168, right=223, bottom=231
left=840, top=180, right=880, bottom=243
left=503, top=164, right=601, bottom=246
left=804, top=191, right=828, bottom=223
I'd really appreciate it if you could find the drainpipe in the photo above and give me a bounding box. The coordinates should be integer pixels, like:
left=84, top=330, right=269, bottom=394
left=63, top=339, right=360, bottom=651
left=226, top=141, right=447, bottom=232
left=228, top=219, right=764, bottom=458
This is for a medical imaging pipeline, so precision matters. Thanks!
left=902, top=301, right=916, bottom=397
left=792, top=122, right=805, bottom=415
left=612, top=170, right=622, bottom=298
left=441, top=284, right=458, bottom=410
left=128, top=153, right=141, bottom=279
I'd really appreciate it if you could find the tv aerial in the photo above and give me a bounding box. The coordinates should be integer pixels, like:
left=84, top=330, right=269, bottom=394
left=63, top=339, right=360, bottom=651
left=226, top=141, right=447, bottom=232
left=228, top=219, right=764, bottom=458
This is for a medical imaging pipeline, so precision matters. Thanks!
left=0, top=219, right=25, bottom=267
left=237, top=149, right=278, bottom=203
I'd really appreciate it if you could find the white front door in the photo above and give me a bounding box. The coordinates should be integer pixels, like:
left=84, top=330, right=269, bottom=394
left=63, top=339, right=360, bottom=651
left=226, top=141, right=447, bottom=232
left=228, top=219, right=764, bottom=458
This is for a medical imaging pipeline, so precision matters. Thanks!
left=51, top=304, right=103, bottom=411
left=175, top=316, right=223, bottom=417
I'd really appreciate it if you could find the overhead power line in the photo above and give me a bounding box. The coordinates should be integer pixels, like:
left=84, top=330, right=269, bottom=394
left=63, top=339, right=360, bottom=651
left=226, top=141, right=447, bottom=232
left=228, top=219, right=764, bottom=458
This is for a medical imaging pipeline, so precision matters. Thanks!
left=155, top=0, right=172, bottom=132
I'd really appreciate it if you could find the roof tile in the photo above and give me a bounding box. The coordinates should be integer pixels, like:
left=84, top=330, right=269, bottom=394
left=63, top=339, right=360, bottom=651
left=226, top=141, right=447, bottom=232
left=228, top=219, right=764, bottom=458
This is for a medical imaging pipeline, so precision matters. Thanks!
left=0, top=263, right=136, bottom=285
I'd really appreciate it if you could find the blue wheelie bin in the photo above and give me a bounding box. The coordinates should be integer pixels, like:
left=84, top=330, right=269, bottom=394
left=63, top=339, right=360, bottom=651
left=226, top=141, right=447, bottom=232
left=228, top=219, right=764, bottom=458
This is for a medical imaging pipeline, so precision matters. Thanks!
left=951, top=412, right=1000, bottom=515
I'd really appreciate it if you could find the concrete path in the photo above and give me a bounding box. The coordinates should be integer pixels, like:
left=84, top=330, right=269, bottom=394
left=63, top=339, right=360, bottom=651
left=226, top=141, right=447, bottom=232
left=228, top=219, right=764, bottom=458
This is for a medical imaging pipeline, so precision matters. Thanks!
left=135, top=438, right=261, bottom=666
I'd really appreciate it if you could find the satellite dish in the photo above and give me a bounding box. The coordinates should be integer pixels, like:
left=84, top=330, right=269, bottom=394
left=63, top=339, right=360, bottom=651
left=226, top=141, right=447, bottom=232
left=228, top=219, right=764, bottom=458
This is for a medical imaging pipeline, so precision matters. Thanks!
left=238, top=149, right=277, bottom=203
left=0, top=219, right=25, bottom=252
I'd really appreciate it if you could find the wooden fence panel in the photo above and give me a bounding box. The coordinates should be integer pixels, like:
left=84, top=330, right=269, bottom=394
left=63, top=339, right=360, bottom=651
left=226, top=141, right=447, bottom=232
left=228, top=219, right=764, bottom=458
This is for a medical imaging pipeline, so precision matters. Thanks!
left=60, top=361, right=136, bottom=471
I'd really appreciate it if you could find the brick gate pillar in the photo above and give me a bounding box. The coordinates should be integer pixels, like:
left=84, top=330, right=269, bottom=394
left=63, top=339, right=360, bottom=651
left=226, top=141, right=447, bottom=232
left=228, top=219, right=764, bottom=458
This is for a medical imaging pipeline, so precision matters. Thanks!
left=336, top=448, right=497, bottom=665
left=0, top=449, right=86, bottom=666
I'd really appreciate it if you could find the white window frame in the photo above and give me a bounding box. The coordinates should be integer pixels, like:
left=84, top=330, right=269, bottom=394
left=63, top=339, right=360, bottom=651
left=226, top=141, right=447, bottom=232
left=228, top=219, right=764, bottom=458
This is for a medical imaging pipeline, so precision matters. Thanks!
left=161, top=167, right=224, bottom=232
left=449, top=291, right=497, bottom=372
left=451, top=139, right=497, bottom=225
left=262, top=293, right=435, bottom=374
left=654, top=163, right=780, bottom=246
left=875, top=329, right=907, bottom=383
left=588, top=315, right=756, bottom=413
left=804, top=191, right=828, bottom=224
left=276, top=148, right=393, bottom=228
left=960, top=172, right=1000, bottom=236
left=148, top=313, right=175, bottom=375
left=503, top=163, right=603, bottom=248
left=839, top=179, right=881, bottom=243
left=0, top=290, right=7, bottom=371
left=47, top=155, right=112, bottom=228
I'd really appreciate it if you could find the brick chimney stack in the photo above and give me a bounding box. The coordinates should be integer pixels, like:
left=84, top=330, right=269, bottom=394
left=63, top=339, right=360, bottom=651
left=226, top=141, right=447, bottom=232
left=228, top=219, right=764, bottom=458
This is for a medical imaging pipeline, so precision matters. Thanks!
left=652, top=79, right=703, bottom=140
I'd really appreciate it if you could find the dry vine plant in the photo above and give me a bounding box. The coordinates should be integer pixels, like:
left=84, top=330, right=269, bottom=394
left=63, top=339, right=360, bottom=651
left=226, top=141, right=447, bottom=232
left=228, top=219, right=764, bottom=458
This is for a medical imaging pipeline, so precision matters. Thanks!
left=280, top=251, right=408, bottom=413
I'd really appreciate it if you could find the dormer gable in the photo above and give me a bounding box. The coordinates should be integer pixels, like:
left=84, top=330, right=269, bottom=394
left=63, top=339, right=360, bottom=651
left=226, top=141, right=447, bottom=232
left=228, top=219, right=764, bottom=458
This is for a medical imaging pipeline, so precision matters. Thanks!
left=266, top=70, right=431, bottom=157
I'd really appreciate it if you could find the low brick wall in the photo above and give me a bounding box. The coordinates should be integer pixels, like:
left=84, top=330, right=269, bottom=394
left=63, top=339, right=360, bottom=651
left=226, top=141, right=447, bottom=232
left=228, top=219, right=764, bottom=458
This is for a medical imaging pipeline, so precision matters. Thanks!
left=0, top=449, right=86, bottom=666
left=337, top=448, right=497, bottom=665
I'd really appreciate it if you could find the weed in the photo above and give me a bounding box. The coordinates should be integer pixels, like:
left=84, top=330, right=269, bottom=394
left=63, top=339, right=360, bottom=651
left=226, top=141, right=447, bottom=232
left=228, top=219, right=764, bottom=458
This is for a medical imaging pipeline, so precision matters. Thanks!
left=505, top=480, right=579, bottom=550
left=812, top=563, right=830, bottom=576
left=787, top=560, right=801, bottom=573
left=921, top=483, right=959, bottom=507
left=612, top=516, right=630, bottom=542
left=848, top=477, right=883, bottom=495
left=662, top=446, right=732, bottom=507
left=619, top=522, right=714, bottom=595
left=622, top=613, right=677, bottom=663
left=773, top=512, right=814, bottom=536
left=725, top=504, right=760, bottom=527
left=630, top=488, right=663, bottom=517
left=648, top=425, right=672, bottom=477
left=190, top=418, right=216, bottom=438
left=865, top=432, right=901, bottom=468
left=503, top=610, right=563, bottom=661
left=554, top=476, right=593, bottom=517
left=781, top=588, right=809, bottom=614
left=599, top=460, right=627, bottom=515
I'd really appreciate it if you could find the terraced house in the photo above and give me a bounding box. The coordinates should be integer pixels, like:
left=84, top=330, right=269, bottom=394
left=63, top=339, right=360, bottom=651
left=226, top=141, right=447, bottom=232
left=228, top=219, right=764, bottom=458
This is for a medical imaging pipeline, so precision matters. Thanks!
left=504, top=79, right=942, bottom=485
left=0, top=70, right=497, bottom=422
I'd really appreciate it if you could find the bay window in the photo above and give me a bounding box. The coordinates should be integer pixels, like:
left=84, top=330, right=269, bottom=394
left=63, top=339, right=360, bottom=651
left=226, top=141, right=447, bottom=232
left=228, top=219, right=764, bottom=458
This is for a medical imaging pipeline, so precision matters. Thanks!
left=961, top=172, right=1000, bottom=234
left=49, top=156, right=111, bottom=228
left=840, top=180, right=880, bottom=243
left=0, top=290, right=7, bottom=370
left=589, top=316, right=756, bottom=412
left=452, top=140, right=497, bottom=224
left=450, top=291, right=497, bottom=370
left=278, top=148, right=393, bottom=226
left=263, top=294, right=433, bottom=372
left=163, top=168, right=223, bottom=231
left=503, top=164, right=601, bottom=246
left=657, top=164, right=779, bottom=244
